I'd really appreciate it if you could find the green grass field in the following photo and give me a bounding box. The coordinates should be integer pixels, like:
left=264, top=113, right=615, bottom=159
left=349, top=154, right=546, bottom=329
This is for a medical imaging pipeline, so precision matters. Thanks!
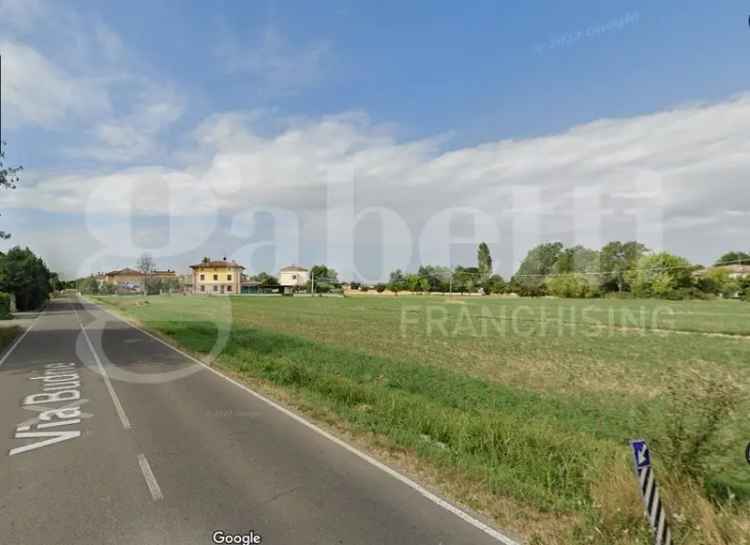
left=95, top=294, right=750, bottom=544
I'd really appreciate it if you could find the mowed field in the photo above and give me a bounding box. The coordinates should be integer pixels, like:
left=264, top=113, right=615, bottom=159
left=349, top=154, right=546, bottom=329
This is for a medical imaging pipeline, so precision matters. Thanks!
left=94, top=294, right=750, bottom=544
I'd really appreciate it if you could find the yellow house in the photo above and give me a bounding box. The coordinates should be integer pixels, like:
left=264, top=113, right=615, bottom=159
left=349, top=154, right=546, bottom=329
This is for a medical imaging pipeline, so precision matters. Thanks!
left=190, top=258, right=244, bottom=295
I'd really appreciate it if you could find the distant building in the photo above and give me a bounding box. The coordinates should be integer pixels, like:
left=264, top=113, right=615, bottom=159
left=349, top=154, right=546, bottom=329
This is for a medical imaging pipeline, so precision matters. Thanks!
left=177, top=274, right=194, bottom=294
left=694, top=264, right=750, bottom=281
left=100, top=268, right=176, bottom=291
left=279, top=265, right=309, bottom=288
left=721, top=264, right=750, bottom=280
left=190, top=258, right=244, bottom=295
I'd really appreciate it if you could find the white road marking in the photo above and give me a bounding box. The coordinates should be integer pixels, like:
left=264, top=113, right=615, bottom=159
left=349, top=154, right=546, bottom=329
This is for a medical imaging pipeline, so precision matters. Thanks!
left=73, top=306, right=131, bottom=430
left=137, top=454, right=164, bottom=501
left=0, top=304, right=47, bottom=367
left=87, top=297, right=521, bottom=545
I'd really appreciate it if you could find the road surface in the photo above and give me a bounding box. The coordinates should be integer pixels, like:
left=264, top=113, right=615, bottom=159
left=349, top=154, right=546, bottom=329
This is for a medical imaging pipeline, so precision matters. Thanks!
left=0, top=297, right=518, bottom=545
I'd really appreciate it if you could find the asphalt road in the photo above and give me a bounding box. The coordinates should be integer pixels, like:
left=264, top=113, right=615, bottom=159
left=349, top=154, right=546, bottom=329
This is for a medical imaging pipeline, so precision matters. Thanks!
left=0, top=296, right=519, bottom=545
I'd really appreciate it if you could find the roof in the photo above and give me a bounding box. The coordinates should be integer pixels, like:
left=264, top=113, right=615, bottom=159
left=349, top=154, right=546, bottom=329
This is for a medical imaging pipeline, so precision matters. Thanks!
left=190, top=259, right=245, bottom=270
left=280, top=265, right=308, bottom=272
left=105, top=268, right=143, bottom=276
left=105, top=268, right=176, bottom=277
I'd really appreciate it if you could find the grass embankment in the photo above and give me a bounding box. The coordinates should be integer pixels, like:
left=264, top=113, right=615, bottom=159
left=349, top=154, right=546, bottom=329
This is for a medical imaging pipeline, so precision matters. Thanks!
left=95, top=295, right=750, bottom=544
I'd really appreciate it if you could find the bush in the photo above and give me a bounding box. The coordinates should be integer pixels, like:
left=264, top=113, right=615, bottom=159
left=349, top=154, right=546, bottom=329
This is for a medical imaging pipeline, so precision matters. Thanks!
left=647, top=370, right=741, bottom=482
left=375, top=283, right=386, bottom=293
left=545, top=273, right=599, bottom=298
left=0, top=292, right=11, bottom=319
left=359, top=285, right=369, bottom=292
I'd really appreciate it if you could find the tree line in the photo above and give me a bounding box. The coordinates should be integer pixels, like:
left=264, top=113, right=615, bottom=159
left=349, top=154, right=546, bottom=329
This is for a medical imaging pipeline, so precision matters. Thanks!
left=377, top=242, right=750, bottom=300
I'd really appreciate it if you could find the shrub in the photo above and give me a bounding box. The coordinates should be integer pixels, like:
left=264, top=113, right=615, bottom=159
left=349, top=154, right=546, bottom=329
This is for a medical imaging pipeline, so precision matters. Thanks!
left=0, top=292, right=11, bottom=319
left=545, top=273, right=599, bottom=298
left=375, top=283, right=386, bottom=293
left=647, top=370, right=741, bottom=482
left=359, top=285, right=369, bottom=292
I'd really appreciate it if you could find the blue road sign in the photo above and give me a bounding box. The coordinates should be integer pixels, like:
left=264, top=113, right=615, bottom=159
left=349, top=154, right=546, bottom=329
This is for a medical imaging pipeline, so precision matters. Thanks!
left=631, top=439, right=651, bottom=470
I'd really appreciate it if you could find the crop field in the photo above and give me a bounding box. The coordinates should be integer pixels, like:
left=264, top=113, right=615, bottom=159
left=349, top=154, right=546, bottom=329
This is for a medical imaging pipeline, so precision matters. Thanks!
left=94, top=294, right=750, bottom=544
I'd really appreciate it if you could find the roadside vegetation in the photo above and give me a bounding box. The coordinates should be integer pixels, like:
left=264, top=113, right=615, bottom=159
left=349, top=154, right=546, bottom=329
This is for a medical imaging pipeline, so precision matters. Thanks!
left=0, top=326, right=21, bottom=349
left=95, top=294, right=750, bottom=544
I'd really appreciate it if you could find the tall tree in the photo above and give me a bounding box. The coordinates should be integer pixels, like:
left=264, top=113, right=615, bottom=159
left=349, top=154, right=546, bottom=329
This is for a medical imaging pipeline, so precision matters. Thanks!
left=0, top=247, right=52, bottom=310
left=136, top=253, right=155, bottom=294
left=511, top=242, right=564, bottom=295
left=477, top=242, right=492, bottom=281
left=600, top=241, right=649, bottom=293
left=0, top=143, right=22, bottom=239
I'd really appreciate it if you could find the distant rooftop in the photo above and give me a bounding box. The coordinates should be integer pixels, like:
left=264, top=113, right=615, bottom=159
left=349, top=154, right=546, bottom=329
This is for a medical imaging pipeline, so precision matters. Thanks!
left=190, top=258, right=245, bottom=269
left=280, top=265, right=308, bottom=272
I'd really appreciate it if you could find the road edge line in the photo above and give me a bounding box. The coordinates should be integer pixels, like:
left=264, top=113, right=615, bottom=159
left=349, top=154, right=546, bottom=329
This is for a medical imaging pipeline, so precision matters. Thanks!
left=0, top=302, right=48, bottom=367
left=83, top=296, right=522, bottom=545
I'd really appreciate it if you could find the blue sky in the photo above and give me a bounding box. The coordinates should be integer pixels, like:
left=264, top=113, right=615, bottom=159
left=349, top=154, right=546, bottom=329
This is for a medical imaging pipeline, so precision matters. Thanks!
left=2, top=1, right=750, bottom=279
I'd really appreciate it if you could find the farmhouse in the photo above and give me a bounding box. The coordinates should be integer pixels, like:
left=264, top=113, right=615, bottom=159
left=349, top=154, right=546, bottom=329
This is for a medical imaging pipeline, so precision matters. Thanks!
left=191, top=258, right=244, bottom=294
left=720, top=264, right=750, bottom=279
left=279, top=265, right=309, bottom=288
left=100, top=268, right=176, bottom=291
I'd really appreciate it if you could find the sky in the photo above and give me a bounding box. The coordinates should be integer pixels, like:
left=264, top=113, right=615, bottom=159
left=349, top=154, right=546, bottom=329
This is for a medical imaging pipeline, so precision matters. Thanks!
left=1, top=1, right=749, bottom=281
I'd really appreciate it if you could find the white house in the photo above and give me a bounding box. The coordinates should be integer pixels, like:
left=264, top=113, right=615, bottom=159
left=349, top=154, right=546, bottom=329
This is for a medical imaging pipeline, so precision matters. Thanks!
left=279, top=265, right=309, bottom=287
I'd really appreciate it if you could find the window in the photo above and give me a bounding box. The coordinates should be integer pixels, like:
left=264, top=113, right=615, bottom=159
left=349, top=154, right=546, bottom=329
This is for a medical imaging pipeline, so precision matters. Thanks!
left=292, top=274, right=297, bottom=280
left=227, top=274, right=232, bottom=281
left=213, top=285, right=218, bottom=292
left=200, top=274, right=205, bottom=281
left=227, top=285, right=232, bottom=292
left=213, top=274, right=218, bottom=281
left=200, top=285, right=205, bottom=292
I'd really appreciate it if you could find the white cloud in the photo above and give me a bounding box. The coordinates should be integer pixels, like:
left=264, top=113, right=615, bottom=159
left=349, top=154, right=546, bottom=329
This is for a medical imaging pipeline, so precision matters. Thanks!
left=6, top=88, right=750, bottom=277
left=0, top=40, right=111, bottom=127
left=1, top=8, right=184, bottom=162
left=215, top=25, right=332, bottom=94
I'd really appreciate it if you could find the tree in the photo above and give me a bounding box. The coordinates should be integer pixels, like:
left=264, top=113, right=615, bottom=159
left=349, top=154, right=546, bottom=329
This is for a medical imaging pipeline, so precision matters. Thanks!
left=627, top=252, right=694, bottom=298
left=417, top=265, right=451, bottom=292
left=0, top=247, right=53, bottom=310
left=715, top=251, right=750, bottom=266
left=545, top=273, right=598, bottom=298
left=453, top=266, right=480, bottom=293
left=251, top=272, right=278, bottom=287
left=388, top=269, right=406, bottom=292
left=600, top=241, right=649, bottom=293
left=136, top=253, right=155, bottom=294
left=0, top=142, right=22, bottom=240
left=477, top=242, right=492, bottom=281
left=310, top=265, right=338, bottom=293
left=511, top=242, right=564, bottom=296
left=483, top=274, right=507, bottom=294
left=78, top=276, right=100, bottom=295
left=554, top=245, right=600, bottom=274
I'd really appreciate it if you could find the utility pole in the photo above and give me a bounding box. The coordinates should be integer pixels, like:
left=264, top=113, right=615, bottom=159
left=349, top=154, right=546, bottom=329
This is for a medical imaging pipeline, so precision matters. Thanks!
left=311, top=271, right=315, bottom=295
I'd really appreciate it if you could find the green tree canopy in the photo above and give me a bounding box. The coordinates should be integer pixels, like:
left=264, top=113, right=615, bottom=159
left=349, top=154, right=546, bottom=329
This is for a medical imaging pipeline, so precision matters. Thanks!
left=627, top=252, right=694, bottom=298
left=600, top=241, right=649, bottom=293
left=0, top=143, right=21, bottom=240
left=0, top=247, right=53, bottom=310
left=511, top=242, right=564, bottom=295
left=715, top=251, right=750, bottom=266
left=477, top=242, right=492, bottom=280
